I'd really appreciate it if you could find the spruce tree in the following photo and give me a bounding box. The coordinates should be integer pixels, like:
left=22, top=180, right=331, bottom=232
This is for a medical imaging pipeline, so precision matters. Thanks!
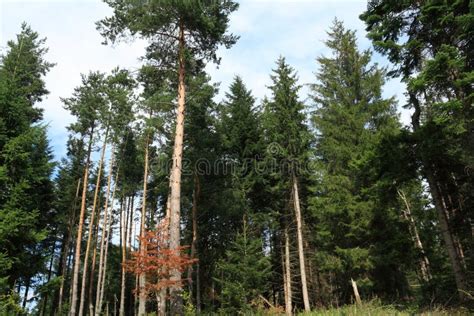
left=361, top=0, right=474, bottom=300
left=309, top=21, right=409, bottom=302
left=219, top=76, right=264, bottom=214
left=215, top=218, right=271, bottom=314
left=262, top=57, right=312, bottom=312
left=0, top=24, right=55, bottom=311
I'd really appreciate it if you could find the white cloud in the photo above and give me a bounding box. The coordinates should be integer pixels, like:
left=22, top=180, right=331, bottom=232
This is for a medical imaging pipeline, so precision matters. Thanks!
left=1, top=0, right=411, bottom=160
left=1, top=0, right=146, bottom=159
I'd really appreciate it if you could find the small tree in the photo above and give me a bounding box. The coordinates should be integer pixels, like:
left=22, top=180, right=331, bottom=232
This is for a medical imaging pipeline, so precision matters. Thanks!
left=215, top=218, right=271, bottom=314
left=124, top=219, right=196, bottom=314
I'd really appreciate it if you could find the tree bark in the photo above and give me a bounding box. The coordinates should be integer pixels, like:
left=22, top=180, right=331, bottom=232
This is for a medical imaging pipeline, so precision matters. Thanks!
left=167, top=22, right=186, bottom=314
left=410, top=92, right=467, bottom=300
left=284, top=227, right=292, bottom=316
left=79, top=127, right=109, bottom=316
left=292, top=175, right=310, bottom=311
left=138, top=137, right=150, bottom=315
left=22, top=278, right=30, bottom=309
left=57, top=177, right=81, bottom=315
left=119, top=196, right=129, bottom=316
left=95, top=151, right=116, bottom=315
left=88, top=221, right=100, bottom=316
left=425, top=168, right=468, bottom=299
left=98, top=210, right=114, bottom=316
left=70, top=128, right=94, bottom=316
left=350, top=278, right=362, bottom=306
left=187, top=173, right=201, bottom=312
left=397, top=189, right=432, bottom=282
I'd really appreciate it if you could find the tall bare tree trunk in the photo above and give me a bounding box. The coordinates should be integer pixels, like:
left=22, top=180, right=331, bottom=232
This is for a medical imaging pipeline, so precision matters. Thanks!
left=187, top=173, right=201, bottom=312
left=88, top=222, right=100, bottom=316
left=40, top=241, right=56, bottom=316
left=410, top=93, right=467, bottom=300
left=98, top=210, right=114, bottom=316
left=95, top=152, right=116, bottom=315
left=79, top=127, right=109, bottom=316
left=157, top=199, right=171, bottom=315
left=425, top=169, right=468, bottom=299
left=58, top=177, right=81, bottom=314
left=70, top=129, right=94, bottom=316
left=138, top=137, right=150, bottom=315
left=119, top=196, right=129, bottom=316
left=167, top=22, right=186, bottom=314
left=292, top=175, right=310, bottom=311
left=397, top=189, right=432, bottom=282
left=128, top=196, right=134, bottom=250
left=284, top=227, right=292, bottom=316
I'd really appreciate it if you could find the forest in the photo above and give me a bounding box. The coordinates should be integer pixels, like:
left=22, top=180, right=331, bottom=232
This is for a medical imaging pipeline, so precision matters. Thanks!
left=0, top=0, right=473, bottom=315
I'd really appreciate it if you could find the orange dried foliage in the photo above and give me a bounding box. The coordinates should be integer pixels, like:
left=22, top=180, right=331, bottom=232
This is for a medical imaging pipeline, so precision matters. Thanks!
left=124, top=219, right=197, bottom=295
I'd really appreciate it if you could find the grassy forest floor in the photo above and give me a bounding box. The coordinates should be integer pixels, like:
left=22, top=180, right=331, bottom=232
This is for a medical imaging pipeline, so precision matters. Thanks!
left=299, top=301, right=471, bottom=316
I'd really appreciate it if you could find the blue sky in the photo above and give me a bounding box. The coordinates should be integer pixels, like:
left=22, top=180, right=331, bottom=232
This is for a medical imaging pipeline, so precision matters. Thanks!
left=1, top=0, right=409, bottom=161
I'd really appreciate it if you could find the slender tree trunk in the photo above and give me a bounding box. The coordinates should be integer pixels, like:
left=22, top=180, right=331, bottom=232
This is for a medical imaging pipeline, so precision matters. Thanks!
left=292, top=175, right=310, bottom=311
left=187, top=173, right=201, bottom=312
left=425, top=168, right=468, bottom=299
left=134, top=274, right=139, bottom=315
left=70, top=128, right=94, bottom=316
left=98, top=214, right=113, bottom=316
left=128, top=196, right=135, bottom=316
left=128, top=196, right=134, bottom=250
left=195, top=262, right=201, bottom=313
left=284, top=227, right=292, bottom=316
left=22, top=278, right=30, bottom=309
left=119, top=197, right=128, bottom=316
left=167, top=21, right=186, bottom=314
left=138, top=137, right=150, bottom=315
left=40, top=241, right=56, bottom=316
left=95, top=151, right=116, bottom=315
left=350, top=278, right=362, bottom=306
left=397, top=189, right=432, bottom=282
left=88, top=221, right=100, bottom=316
left=56, top=177, right=81, bottom=315
left=158, top=199, right=170, bottom=315
left=79, top=127, right=109, bottom=316
left=410, top=92, right=468, bottom=300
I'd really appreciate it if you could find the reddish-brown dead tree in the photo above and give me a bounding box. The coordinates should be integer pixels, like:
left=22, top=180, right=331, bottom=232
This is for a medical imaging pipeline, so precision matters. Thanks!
left=124, top=219, right=197, bottom=314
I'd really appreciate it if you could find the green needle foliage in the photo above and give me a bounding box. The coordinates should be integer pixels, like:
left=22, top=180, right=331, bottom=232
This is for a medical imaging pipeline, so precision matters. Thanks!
left=361, top=0, right=474, bottom=300
left=0, top=24, right=55, bottom=311
left=309, top=20, right=409, bottom=303
left=215, top=218, right=271, bottom=314
left=1, top=2, right=473, bottom=314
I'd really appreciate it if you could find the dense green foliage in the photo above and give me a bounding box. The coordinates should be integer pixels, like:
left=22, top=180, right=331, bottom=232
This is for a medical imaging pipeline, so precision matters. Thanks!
left=0, top=24, right=55, bottom=312
left=309, top=20, right=412, bottom=303
left=215, top=219, right=271, bottom=314
left=361, top=0, right=474, bottom=301
left=1, top=1, right=473, bottom=314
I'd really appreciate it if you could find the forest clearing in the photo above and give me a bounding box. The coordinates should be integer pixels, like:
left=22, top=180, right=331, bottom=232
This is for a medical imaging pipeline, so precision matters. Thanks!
left=0, top=0, right=473, bottom=315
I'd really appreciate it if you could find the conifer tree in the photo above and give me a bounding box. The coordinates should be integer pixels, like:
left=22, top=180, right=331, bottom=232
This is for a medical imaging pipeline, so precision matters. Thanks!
left=94, top=68, right=136, bottom=315
left=219, top=76, right=264, bottom=214
left=98, top=3, right=239, bottom=310
left=309, top=21, right=408, bottom=302
left=215, top=218, right=271, bottom=314
left=0, top=24, right=55, bottom=310
left=361, top=0, right=474, bottom=300
left=62, top=71, right=107, bottom=316
left=262, top=57, right=312, bottom=312
left=52, top=137, right=86, bottom=315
